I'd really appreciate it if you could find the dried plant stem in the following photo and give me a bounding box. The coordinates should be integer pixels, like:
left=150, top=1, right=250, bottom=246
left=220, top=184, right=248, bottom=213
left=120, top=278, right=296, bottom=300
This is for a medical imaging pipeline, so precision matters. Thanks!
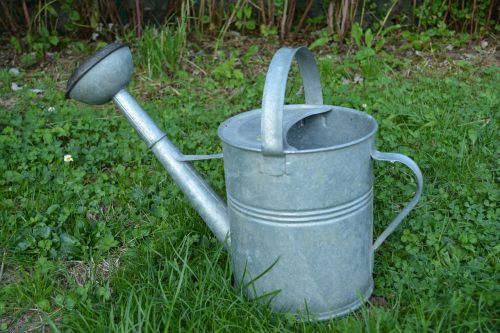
left=340, top=0, right=350, bottom=38
left=470, top=0, right=478, bottom=33
left=296, top=0, right=314, bottom=32
left=443, top=0, right=452, bottom=22
left=327, top=1, right=334, bottom=35
left=0, top=1, right=18, bottom=33
left=0, top=251, right=5, bottom=283
left=22, top=0, right=31, bottom=32
left=360, top=0, right=367, bottom=27
left=215, top=0, right=244, bottom=50
left=485, top=0, right=495, bottom=28
left=269, top=1, right=275, bottom=26
left=258, top=0, right=266, bottom=26
left=414, top=0, right=418, bottom=28
left=285, top=0, right=296, bottom=37
left=376, top=0, right=399, bottom=38
left=280, top=0, right=288, bottom=40
left=135, top=0, right=142, bottom=38
left=352, top=0, right=359, bottom=26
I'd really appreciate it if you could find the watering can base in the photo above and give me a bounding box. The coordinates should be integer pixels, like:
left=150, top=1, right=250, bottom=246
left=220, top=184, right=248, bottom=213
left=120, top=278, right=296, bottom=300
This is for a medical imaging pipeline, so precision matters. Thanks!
left=245, top=283, right=374, bottom=321
left=308, top=283, right=373, bottom=321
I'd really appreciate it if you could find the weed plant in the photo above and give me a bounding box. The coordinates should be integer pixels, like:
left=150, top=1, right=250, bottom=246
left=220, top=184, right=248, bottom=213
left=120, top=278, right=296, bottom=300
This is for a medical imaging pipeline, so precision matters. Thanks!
left=137, top=23, right=187, bottom=78
left=0, top=46, right=498, bottom=331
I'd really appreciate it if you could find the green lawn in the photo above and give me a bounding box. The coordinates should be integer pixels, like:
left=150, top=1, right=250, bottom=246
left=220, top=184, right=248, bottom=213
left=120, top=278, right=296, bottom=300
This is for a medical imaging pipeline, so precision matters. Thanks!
left=0, top=44, right=498, bottom=332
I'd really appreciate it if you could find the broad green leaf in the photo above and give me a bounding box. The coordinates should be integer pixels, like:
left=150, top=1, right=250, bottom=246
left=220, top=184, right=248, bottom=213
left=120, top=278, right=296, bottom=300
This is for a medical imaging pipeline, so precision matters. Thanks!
left=309, top=36, right=330, bottom=50
left=365, top=28, right=374, bottom=48
left=70, top=10, right=80, bottom=21
left=46, top=5, right=58, bottom=16
left=49, top=35, right=59, bottom=46
left=351, top=23, right=363, bottom=48
left=40, top=26, right=49, bottom=38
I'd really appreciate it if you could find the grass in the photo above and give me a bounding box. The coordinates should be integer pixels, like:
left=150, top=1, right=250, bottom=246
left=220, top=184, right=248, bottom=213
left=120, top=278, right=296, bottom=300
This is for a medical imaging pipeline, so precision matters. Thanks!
left=0, top=40, right=498, bottom=332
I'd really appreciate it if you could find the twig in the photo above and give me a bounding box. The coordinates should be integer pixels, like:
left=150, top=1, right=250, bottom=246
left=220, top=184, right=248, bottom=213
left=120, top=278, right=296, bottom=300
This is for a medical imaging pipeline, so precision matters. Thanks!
left=183, top=57, right=208, bottom=76
left=247, top=0, right=260, bottom=12
left=0, top=250, right=5, bottom=283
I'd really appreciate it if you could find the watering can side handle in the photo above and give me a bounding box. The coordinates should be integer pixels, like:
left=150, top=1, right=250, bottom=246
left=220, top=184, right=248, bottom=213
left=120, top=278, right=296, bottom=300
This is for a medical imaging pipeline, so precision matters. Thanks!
left=371, top=150, right=424, bottom=251
left=261, top=46, right=323, bottom=156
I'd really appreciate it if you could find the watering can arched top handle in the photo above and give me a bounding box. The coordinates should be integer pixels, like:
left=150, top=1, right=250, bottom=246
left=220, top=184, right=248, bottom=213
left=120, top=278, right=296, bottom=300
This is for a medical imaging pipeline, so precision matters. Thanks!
left=261, top=47, right=323, bottom=156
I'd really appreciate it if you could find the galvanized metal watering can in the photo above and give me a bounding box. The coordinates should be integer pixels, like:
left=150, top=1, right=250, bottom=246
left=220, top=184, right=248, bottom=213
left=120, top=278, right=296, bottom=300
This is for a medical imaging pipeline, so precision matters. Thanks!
left=66, top=44, right=423, bottom=320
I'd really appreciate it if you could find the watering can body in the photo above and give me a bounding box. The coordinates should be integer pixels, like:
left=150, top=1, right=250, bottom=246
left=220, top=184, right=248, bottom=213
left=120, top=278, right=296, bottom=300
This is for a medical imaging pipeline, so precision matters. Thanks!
left=222, top=118, right=376, bottom=318
left=218, top=47, right=423, bottom=318
left=66, top=44, right=423, bottom=320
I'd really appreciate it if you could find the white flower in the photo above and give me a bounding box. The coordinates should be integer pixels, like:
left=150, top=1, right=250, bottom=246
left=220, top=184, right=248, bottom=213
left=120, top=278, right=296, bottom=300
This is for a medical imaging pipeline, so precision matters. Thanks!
left=91, top=32, right=99, bottom=41
left=362, top=103, right=368, bottom=109
left=64, top=154, right=74, bottom=162
left=47, top=107, right=55, bottom=112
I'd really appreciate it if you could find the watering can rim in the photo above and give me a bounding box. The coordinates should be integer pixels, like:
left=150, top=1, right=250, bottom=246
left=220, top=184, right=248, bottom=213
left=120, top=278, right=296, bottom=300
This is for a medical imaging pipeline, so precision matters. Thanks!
left=65, top=43, right=129, bottom=100
left=217, top=104, right=379, bottom=154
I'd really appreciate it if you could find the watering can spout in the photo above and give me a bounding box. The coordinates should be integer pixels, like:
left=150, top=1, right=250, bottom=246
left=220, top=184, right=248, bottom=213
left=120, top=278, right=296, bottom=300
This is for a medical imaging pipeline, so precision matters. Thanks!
left=65, top=43, right=230, bottom=247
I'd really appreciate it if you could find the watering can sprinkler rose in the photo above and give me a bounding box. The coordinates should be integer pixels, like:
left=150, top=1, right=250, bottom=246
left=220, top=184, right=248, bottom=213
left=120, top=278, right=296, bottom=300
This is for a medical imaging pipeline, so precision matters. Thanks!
left=66, top=44, right=423, bottom=320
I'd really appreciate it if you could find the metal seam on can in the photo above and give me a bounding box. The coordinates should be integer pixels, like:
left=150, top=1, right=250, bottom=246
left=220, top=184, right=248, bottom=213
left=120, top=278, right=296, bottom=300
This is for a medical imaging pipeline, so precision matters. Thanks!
left=228, top=188, right=373, bottom=223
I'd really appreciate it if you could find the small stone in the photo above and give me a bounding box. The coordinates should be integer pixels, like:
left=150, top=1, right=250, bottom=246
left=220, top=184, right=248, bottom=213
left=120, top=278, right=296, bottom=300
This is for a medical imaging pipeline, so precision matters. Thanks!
left=30, top=88, right=44, bottom=94
left=480, top=40, right=488, bottom=49
left=8, top=67, right=20, bottom=76
left=11, top=82, right=22, bottom=91
left=370, top=296, right=388, bottom=306
left=445, top=44, right=454, bottom=51
left=353, top=74, right=364, bottom=84
left=227, top=31, right=241, bottom=37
